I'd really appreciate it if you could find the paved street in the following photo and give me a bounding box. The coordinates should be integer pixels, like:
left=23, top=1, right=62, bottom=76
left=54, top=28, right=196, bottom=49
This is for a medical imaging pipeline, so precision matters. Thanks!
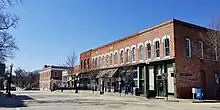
left=0, top=91, right=220, bottom=110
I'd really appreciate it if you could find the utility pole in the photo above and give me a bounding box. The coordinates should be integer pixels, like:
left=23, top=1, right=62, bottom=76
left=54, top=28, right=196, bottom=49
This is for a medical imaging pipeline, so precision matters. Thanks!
left=7, top=64, right=13, bottom=97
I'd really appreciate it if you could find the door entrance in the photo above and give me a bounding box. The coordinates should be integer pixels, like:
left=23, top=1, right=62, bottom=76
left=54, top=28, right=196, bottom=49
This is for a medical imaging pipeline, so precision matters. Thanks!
left=156, top=76, right=165, bottom=96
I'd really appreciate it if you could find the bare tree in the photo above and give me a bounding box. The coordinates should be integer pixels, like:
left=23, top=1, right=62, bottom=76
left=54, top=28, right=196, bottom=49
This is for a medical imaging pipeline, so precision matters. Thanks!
left=0, top=0, right=21, bottom=63
left=64, top=51, right=77, bottom=74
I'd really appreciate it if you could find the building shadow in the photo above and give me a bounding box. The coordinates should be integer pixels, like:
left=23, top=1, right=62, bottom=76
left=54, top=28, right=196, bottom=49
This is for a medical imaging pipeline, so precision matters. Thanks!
left=0, top=94, right=34, bottom=108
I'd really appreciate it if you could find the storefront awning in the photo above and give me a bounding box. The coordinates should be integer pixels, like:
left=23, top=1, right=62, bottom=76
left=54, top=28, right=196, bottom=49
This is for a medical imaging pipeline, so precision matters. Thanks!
left=96, top=68, right=118, bottom=78
left=105, top=68, right=118, bottom=78
left=96, top=70, right=107, bottom=78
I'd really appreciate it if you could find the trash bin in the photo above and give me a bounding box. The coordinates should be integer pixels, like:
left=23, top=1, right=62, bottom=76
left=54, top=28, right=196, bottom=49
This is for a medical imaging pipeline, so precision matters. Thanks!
left=135, top=88, right=140, bottom=96
left=196, top=88, right=204, bottom=100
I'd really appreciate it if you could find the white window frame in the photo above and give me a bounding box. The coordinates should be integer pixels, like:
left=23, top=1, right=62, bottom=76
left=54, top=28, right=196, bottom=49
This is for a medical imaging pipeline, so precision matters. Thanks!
left=185, top=38, right=191, bottom=58
left=109, top=52, right=113, bottom=66
left=145, top=40, right=152, bottom=61
left=138, top=43, right=144, bottom=62
left=102, top=54, right=105, bottom=68
left=153, top=38, right=160, bottom=59
left=92, top=57, right=95, bottom=68
left=131, top=45, right=136, bottom=63
left=125, top=47, right=130, bottom=64
left=213, top=45, right=218, bottom=61
left=114, top=50, right=118, bottom=66
left=98, top=55, right=102, bottom=68
left=120, top=48, right=124, bottom=64
left=94, top=56, right=98, bottom=68
left=162, top=35, right=171, bottom=57
left=105, top=53, right=109, bottom=67
left=198, top=41, right=204, bottom=59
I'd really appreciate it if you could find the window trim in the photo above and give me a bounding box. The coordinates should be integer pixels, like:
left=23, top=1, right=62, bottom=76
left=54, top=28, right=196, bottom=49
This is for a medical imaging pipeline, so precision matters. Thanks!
left=114, top=50, right=118, bottom=66
left=162, top=35, right=171, bottom=57
left=105, top=53, right=109, bottom=67
left=94, top=56, right=97, bottom=68
left=185, top=38, right=191, bottom=58
left=101, top=54, right=105, bottom=67
left=198, top=41, right=204, bottom=59
left=138, top=43, right=144, bottom=62
left=125, top=47, right=130, bottom=64
left=145, top=40, right=152, bottom=61
left=131, top=45, right=136, bottom=63
left=98, top=55, right=101, bottom=68
left=109, top=52, right=113, bottom=66
left=213, top=45, right=218, bottom=61
left=154, top=38, right=160, bottom=59
left=120, top=48, right=124, bottom=64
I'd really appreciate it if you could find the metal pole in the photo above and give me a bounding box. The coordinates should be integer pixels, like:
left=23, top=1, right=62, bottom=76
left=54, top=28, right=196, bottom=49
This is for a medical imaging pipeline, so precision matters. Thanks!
left=7, top=64, right=13, bottom=97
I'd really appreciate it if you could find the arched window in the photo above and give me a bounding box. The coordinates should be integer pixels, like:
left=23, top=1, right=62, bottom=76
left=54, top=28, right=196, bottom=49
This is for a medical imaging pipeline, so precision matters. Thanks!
left=162, top=35, right=170, bottom=57
left=131, top=45, right=136, bottom=62
left=110, top=52, right=113, bottom=65
left=145, top=41, right=151, bottom=59
left=102, top=55, right=105, bottom=67
left=106, top=54, right=109, bottom=66
left=153, top=38, right=160, bottom=58
left=120, top=49, right=124, bottom=64
left=138, top=43, right=144, bottom=61
left=114, top=51, right=118, bottom=65
left=125, top=47, right=130, bottom=63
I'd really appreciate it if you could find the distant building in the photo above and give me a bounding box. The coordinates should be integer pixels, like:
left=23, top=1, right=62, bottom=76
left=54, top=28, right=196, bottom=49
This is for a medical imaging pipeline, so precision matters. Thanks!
left=39, top=65, right=68, bottom=91
left=0, top=63, right=5, bottom=90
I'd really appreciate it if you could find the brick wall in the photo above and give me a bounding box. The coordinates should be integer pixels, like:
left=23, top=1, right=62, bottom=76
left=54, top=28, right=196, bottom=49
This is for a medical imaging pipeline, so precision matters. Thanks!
left=90, top=20, right=175, bottom=69
left=80, top=50, right=92, bottom=73
left=174, top=20, right=218, bottom=99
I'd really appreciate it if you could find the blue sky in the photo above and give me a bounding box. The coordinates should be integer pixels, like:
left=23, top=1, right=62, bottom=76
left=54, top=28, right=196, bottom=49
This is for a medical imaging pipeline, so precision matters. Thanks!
left=6, top=0, right=220, bottom=71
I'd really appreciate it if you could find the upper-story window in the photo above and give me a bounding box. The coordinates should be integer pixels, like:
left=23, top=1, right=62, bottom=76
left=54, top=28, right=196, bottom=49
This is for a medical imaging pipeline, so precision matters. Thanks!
left=81, top=60, right=83, bottom=69
left=54, top=72, right=58, bottom=77
left=120, top=49, right=124, bottom=64
left=131, top=45, right=136, bottom=62
left=154, top=40, right=160, bottom=58
left=114, top=51, right=118, bottom=65
left=102, top=55, right=105, bottom=67
left=125, top=48, right=130, bottom=63
left=98, top=56, right=101, bottom=67
left=138, top=43, right=144, bottom=61
left=87, top=58, right=90, bottom=68
left=164, top=38, right=170, bottom=56
left=212, top=45, right=218, bottom=61
left=198, top=41, right=204, bottom=59
left=146, top=42, right=151, bottom=59
left=110, top=53, right=113, bottom=65
left=95, top=57, right=98, bottom=68
left=106, top=54, right=109, bottom=66
left=185, top=38, right=191, bottom=58
left=84, top=59, right=86, bottom=68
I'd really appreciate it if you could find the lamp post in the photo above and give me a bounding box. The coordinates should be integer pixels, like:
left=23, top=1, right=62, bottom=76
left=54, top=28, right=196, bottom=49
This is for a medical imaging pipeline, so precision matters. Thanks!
left=75, top=75, right=79, bottom=93
left=119, top=75, right=122, bottom=96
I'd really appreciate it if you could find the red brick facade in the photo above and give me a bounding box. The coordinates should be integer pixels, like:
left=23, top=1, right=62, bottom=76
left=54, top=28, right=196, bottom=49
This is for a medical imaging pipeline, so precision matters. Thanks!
left=39, top=65, right=68, bottom=90
left=80, top=50, right=92, bottom=73
left=78, top=19, right=220, bottom=99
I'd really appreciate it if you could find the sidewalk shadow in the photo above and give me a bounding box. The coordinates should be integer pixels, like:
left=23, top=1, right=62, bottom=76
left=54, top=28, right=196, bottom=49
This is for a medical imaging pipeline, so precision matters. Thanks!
left=0, top=94, right=34, bottom=108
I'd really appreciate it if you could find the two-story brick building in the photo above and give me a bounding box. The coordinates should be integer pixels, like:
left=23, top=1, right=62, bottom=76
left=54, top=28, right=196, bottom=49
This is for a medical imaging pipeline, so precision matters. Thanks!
left=39, top=65, right=68, bottom=91
left=79, top=19, right=220, bottom=99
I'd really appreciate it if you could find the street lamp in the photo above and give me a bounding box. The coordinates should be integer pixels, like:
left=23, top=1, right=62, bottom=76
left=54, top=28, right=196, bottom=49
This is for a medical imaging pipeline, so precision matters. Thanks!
left=75, top=75, right=79, bottom=93
left=119, top=75, right=122, bottom=96
left=7, top=64, right=13, bottom=97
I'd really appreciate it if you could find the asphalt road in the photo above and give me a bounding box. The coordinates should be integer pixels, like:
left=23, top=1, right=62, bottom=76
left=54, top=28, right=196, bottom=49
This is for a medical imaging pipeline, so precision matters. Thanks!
left=0, top=91, right=220, bottom=110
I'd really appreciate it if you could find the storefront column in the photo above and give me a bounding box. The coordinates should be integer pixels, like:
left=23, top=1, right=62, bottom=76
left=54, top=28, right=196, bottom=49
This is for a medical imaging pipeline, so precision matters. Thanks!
left=143, top=65, right=147, bottom=96
left=137, top=67, right=140, bottom=88
left=173, top=62, right=177, bottom=98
